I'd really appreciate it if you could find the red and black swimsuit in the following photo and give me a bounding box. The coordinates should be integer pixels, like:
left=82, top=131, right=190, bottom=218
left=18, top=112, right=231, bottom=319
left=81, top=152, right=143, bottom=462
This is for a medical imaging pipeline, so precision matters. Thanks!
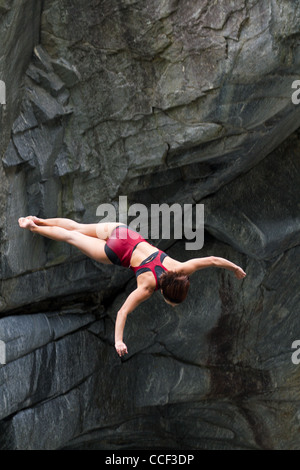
left=104, top=225, right=168, bottom=290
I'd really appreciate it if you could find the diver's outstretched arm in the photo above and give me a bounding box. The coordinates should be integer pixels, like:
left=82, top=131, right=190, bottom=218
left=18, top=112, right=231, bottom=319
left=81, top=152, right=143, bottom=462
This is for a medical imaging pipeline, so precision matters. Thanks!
left=180, top=256, right=246, bottom=279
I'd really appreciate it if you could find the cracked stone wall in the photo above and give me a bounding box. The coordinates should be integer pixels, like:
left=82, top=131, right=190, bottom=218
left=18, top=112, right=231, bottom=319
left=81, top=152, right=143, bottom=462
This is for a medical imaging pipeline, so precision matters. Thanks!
left=0, top=0, right=299, bottom=450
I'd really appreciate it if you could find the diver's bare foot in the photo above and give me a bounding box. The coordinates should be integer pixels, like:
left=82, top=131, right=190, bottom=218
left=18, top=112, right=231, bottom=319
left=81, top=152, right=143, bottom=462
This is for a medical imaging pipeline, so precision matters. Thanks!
left=27, top=215, right=44, bottom=225
left=18, top=217, right=37, bottom=230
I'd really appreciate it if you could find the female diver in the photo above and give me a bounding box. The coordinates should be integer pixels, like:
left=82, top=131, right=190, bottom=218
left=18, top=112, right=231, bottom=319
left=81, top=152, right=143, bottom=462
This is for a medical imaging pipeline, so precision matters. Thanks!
left=18, top=216, right=246, bottom=357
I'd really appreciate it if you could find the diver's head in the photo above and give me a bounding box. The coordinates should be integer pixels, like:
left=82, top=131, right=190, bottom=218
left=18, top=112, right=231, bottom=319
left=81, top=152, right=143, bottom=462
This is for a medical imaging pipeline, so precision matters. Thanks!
left=159, top=271, right=190, bottom=306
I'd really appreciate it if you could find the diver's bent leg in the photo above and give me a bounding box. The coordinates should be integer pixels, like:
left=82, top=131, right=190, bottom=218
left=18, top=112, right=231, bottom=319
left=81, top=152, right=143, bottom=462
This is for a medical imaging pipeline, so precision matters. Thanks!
left=19, top=218, right=112, bottom=264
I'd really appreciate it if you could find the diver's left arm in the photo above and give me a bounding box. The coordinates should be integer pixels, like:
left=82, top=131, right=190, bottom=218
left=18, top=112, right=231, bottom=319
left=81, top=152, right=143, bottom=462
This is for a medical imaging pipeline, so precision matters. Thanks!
left=181, top=256, right=246, bottom=279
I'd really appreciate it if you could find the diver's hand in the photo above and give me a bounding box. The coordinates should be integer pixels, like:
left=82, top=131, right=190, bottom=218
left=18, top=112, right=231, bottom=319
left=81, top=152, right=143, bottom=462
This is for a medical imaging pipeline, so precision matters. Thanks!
left=115, top=341, right=128, bottom=357
left=234, top=266, right=246, bottom=279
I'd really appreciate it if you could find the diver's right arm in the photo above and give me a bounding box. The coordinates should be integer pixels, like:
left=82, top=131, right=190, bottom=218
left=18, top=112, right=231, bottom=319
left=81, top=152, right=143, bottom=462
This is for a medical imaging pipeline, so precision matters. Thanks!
left=114, top=285, right=153, bottom=357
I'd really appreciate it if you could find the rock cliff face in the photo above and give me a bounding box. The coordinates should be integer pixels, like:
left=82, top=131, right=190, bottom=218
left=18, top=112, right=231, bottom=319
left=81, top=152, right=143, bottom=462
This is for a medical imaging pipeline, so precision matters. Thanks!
left=0, top=0, right=300, bottom=450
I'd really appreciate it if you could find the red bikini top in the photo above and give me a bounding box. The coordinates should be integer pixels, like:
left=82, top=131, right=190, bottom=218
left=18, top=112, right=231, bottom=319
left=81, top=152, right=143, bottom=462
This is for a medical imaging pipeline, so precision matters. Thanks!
left=130, top=250, right=168, bottom=290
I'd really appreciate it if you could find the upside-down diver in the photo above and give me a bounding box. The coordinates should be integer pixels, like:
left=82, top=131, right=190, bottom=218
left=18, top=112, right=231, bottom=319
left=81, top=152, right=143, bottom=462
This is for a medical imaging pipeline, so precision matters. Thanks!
left=18, top=216, right=246, bottom=357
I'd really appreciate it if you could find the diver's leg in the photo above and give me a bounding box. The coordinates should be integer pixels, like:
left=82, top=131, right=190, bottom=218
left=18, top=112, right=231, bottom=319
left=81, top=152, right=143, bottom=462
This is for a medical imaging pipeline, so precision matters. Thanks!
left=27, top=216, right=122, bottom=240
left=27, top=216, right=79, bottom=231
left=18, top=217, right=112, bottom=264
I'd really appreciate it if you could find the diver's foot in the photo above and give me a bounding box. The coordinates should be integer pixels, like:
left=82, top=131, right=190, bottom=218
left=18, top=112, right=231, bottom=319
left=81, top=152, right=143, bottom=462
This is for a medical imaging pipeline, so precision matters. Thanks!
left=18, top=217, right=37, bottom=230
left=27, top=215, right=44, bottom=225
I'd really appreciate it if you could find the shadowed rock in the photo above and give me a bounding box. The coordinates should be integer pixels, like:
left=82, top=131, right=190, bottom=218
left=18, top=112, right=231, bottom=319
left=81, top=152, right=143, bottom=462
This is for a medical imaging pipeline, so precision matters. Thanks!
left=0, top=0, right=299, bottom=450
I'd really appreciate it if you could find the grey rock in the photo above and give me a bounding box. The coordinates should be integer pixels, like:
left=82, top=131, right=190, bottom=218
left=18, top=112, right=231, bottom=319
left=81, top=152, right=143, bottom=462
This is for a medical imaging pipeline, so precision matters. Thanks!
left=0, top=0, right=300, bottom=451
left=32, top=44, right=54, bottom=73
left=0, top=324, right=103, bottom=424
left=51, top=58, right=81, bottom=87
left=2, top=140, right=25, bottom=169
left=0, top=312, right=95, bottom=366
left=11, top=101, right=38, bottom=134
left=203, top=132, right=300, bottom=260
left=1, top=237, right=299, bottom=450
left=26, top=64, right=66, bottom=97
left=27, top=85, right=71, bottom=124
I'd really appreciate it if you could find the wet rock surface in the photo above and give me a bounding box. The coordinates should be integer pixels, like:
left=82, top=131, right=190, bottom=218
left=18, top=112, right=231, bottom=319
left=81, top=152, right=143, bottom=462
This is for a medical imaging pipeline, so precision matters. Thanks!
left=0, top=0, right=299, bottom=450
